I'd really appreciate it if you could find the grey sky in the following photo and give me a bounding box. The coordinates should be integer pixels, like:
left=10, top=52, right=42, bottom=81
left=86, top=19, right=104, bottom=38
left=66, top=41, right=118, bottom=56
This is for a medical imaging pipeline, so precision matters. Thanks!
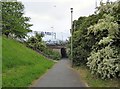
left=18, top=0, right=116, bottom=41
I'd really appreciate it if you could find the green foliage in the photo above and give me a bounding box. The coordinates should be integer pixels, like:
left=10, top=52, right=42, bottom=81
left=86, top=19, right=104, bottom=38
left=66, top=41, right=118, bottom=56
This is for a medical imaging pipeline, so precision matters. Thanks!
left=88, top=14, right=119, bottom=38
left=26, top=33, right=61, bottom=60
left=87, top=1, right=120, bottom=79
left=77, top=66, right=120, bottom=87
left=68, top=14, right=101, bottom=66
left=2, top=1, right=32, bottom=38
left=87, top=46, right=120, bottom=79
left=2, top=36, right=54, bottom=87
left=68, top=0, right=120, bottom=79
left=26, top=32, right=45, bottom=51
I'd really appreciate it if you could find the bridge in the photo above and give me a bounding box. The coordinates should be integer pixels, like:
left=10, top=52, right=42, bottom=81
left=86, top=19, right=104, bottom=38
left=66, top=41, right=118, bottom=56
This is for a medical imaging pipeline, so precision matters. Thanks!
left=47, top=45, right=68, bottom=58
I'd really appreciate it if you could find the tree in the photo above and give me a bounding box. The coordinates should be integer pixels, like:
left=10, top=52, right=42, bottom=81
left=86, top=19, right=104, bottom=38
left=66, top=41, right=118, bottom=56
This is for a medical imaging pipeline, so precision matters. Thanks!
left=68, top=0, right=120, bottom=79
left=87, top=14, right=120, bottom=79
left=87, top=1, right=120, bottom=79
left=26, top=32, right=45, bottom=51
left=2, top=1, right=32, bottom=38
left=69, top=14, right=101, bottom=65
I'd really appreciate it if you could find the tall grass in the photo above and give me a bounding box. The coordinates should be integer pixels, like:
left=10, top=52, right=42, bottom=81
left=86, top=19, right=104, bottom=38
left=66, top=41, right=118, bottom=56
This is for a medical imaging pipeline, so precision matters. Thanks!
left=2, top=37, right=54, bottom=87
left=76, top=66, right=120, bottom=87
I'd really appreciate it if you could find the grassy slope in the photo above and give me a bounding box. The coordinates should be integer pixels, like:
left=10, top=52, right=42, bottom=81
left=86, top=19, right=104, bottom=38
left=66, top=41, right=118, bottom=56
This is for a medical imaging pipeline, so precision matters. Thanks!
left=76, top=66, right=120, bottom=87
left=2, top=37, right=54, bottom=87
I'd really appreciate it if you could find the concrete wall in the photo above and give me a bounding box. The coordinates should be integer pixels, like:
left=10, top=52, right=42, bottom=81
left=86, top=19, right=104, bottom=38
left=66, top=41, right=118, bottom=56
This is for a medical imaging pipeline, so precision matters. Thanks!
left=47, top=45, right=68, bottom=57
left=53, top=48, right=61, bottom=56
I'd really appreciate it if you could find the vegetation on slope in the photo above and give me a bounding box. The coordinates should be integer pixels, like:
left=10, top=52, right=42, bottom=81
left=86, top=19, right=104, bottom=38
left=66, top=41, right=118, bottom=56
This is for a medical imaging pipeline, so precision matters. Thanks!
left=25, top=32, right=61, bottom=60
left=75, top=66, right=120, bottom=87
left=2, top=1, right=59, bottom=87
left=68, top=0, right=120, bottom=79
left=2, top=37, right=54, bottom=87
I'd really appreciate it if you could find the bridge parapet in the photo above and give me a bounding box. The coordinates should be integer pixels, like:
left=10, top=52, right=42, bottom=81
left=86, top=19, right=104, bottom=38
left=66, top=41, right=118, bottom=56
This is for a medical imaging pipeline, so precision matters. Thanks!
left=47, top=45, right=66, bottom=49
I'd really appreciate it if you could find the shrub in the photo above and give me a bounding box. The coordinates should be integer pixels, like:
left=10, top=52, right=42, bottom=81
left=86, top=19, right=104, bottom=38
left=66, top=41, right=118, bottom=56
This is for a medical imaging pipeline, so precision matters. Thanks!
left=86, top=3, right=120, bottom=79
left=26, top=32, right=61, bottom=60
left=87, top=46, right=120, bottom=79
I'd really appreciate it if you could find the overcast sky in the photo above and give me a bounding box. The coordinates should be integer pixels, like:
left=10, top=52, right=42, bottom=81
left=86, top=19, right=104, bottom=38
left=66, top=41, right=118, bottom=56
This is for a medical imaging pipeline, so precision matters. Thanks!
left=18, top=0, right=116, bottom=41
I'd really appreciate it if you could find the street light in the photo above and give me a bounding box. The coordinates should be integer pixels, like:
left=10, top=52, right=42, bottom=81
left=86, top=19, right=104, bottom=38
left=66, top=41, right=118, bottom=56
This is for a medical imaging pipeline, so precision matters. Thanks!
left=51, top=26, right=54, bottom=40
left=70, top=8, right=73, bottom=67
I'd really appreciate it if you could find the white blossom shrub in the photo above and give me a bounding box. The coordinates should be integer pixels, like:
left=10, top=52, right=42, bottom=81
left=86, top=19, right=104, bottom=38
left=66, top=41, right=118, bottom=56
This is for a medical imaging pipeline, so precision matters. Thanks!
left=87, top=46, right=120, bottom=79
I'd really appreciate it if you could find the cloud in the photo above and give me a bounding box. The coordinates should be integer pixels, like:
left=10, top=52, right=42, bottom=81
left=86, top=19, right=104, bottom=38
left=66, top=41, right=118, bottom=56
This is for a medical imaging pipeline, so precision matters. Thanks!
left=25, top=11, right=54, bottom=21
left=21, top=0, right=96, bottom=34
left=19, top=0, right=117, bottom=40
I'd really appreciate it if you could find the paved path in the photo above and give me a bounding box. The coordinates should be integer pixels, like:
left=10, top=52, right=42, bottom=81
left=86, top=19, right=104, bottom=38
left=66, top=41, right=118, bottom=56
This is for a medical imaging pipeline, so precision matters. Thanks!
left=31, top=59, right=86, bottom=87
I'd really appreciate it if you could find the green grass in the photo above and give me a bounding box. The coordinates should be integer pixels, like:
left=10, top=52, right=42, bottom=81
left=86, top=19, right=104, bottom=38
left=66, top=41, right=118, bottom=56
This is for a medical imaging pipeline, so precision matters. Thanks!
left=75, top=66, right=120, bottom=87
left=2, top=36, right=55, bottom=87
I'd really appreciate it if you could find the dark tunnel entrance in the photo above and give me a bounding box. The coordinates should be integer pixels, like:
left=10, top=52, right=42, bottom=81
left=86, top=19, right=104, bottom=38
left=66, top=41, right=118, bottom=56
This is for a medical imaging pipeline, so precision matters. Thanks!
left=61, top=48, right=67, bottom=58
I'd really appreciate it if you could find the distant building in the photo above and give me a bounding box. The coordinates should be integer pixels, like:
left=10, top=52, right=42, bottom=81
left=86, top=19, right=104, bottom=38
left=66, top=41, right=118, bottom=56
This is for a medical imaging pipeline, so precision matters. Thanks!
left=27, top=31, right=70, bottom=44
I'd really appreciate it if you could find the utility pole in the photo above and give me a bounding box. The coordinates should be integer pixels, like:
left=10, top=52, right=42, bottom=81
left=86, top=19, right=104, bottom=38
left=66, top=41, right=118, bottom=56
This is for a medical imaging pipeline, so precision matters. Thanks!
left=95, top=0, right=97, bottom=8
left=54, top=33, right=56, bottom=39
left=107, top=0, right=109, bottom=3
left=61, top=32, right=63, bottom=41
left=51, top=26, right=54, bottom=40
left=70, top=8, right=73, bottom=67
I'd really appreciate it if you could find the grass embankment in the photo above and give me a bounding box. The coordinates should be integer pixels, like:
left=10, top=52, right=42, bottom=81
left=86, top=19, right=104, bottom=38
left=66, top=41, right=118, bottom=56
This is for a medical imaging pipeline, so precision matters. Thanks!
left=76, top=66, right=120, bottom=87
left=2, top=37, right=55, bottom=87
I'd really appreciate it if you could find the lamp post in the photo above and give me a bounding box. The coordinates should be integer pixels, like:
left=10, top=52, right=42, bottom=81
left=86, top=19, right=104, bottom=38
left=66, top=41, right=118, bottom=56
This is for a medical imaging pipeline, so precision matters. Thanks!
left=51, top=26, right=54, bottom=40
left=70, top=8, right=73, bottom=67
